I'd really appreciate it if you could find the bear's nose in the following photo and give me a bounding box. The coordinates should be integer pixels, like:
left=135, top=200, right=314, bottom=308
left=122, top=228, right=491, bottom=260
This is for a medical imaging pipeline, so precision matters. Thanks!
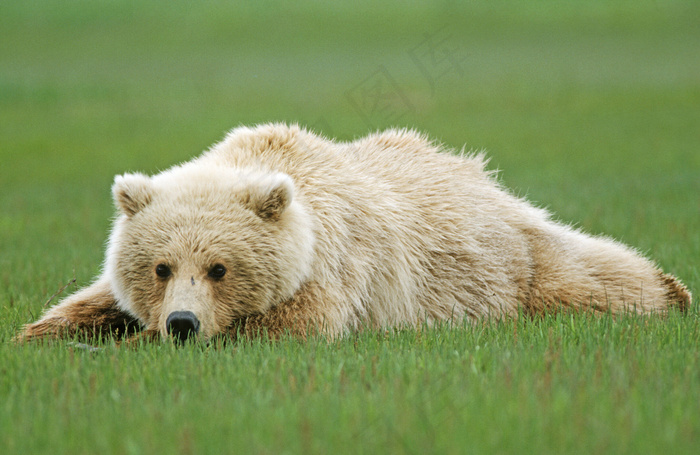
left=166, top=311, right=200, bottom=342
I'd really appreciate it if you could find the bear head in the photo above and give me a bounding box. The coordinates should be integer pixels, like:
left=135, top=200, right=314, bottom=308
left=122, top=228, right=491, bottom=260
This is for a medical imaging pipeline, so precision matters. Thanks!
left=103, top=164, right=316, bottom=341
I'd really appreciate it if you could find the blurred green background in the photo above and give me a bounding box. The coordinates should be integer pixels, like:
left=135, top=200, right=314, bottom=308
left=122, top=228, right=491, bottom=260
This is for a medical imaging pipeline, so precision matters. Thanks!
left=1, top=0, right=698, bottom=325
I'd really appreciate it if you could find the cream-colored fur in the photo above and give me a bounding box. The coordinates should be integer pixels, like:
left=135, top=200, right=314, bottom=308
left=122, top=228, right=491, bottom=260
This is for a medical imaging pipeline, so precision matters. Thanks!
left=19, top=123, right=692, bottom=341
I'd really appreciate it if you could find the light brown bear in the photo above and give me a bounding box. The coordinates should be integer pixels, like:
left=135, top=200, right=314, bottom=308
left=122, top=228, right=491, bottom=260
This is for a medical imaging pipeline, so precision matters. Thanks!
left=18, top=123, right=691, bottom=342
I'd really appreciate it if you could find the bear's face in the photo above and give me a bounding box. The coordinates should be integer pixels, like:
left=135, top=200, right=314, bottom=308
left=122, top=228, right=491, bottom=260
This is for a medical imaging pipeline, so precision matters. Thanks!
left=104, top=165, right=315, bottom=340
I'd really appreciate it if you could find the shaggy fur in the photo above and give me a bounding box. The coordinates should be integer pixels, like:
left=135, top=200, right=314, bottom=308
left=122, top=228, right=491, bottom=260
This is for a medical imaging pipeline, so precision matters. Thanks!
left=18, top=124, right=692, bottom=342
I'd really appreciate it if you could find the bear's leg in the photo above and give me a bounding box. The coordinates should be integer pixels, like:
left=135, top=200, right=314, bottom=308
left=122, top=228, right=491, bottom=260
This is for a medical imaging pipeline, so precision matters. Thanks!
left=228, top=282, right=340, bottom=340
left=16, top=277, right=139, bottom=342
left=523, top=227, right=692, bottom=314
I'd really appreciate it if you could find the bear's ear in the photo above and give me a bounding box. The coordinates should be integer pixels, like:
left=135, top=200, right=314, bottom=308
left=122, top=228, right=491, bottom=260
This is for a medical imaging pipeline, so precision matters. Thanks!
left=246, top=173, right=294, bottom=221
left=112, top=173, right=153, bottom=217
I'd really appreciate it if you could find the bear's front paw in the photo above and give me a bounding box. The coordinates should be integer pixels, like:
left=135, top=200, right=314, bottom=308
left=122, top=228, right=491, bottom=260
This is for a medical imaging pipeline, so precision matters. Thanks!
left=14, top=317, right=73, bottom=343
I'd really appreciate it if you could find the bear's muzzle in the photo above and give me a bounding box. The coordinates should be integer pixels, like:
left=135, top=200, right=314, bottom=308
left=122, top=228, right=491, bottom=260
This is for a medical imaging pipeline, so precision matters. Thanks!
left=166, top=311, right=200, bottom=342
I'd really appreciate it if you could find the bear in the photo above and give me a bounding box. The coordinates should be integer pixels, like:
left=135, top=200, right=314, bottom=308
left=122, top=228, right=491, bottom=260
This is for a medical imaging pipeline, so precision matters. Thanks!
left=17, top=123, right=692, bottom=343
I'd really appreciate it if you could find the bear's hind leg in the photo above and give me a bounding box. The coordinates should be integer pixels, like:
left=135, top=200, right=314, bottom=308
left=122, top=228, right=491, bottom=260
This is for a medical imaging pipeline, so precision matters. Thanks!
left=523, top=226, right=692, bottom=315
left=16, top=277, right=139, bottom=342
left=660, top=272, right=692, bottom=312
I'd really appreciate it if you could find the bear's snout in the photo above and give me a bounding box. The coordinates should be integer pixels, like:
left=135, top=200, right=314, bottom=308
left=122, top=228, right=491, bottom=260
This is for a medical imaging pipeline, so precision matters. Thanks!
left=166, top=311, right=200, bottom=342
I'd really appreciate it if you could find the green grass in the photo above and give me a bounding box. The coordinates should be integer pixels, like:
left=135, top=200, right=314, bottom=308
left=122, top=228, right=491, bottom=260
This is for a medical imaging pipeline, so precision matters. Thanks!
left=3, top=314, right=700, bottom=454
left=1, top=1, right=699, bottom=453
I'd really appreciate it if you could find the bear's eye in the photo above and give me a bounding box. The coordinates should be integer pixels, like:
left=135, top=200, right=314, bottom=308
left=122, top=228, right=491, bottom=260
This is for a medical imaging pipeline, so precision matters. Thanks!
left=208, top=264, right=227, bottom=279
left=155, top=263, right=172, bottom=279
